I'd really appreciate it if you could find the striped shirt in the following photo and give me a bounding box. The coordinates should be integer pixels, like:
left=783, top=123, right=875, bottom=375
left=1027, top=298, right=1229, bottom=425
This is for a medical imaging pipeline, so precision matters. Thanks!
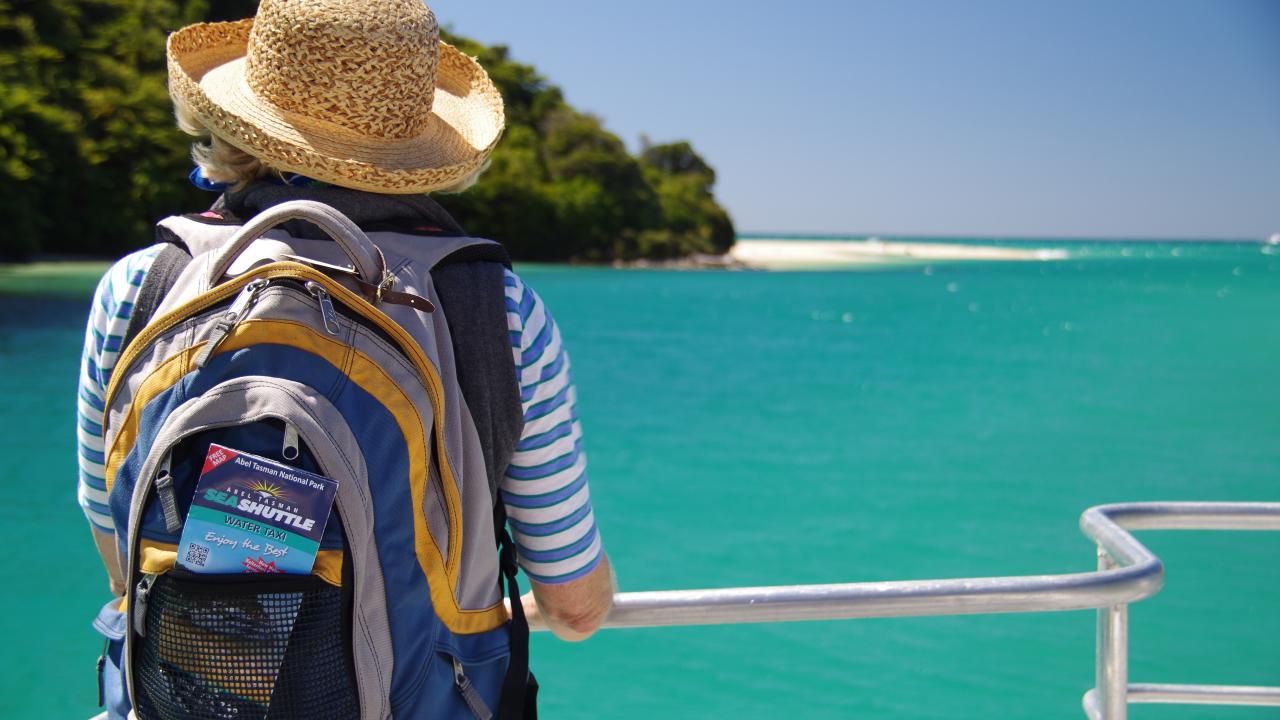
left=77, top=245, right=602, bottom=584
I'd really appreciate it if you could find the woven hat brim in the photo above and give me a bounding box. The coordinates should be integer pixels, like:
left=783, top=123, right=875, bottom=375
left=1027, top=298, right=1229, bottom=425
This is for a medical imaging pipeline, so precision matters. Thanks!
left=167, top=19, right=505, bottom=194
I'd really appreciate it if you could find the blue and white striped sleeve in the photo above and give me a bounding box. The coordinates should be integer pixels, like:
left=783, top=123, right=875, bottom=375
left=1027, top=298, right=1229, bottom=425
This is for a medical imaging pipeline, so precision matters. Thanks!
left=502, top=270, right=604, bottom=584
left=77, top=246, right=163, bottom=534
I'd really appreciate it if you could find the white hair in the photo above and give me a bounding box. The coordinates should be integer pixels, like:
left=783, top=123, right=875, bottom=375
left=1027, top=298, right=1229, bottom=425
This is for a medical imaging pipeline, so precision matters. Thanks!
left=172, top=95, right=485, bottom=193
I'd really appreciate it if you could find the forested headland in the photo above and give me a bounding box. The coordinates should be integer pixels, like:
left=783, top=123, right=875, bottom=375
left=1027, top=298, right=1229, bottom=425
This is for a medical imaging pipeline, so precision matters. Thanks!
left=0, top=1, right=734, bottom=262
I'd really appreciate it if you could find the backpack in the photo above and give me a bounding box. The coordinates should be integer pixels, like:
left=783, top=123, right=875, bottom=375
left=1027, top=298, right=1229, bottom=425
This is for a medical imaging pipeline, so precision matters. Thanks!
left=98, top=200, right=534, bottom=719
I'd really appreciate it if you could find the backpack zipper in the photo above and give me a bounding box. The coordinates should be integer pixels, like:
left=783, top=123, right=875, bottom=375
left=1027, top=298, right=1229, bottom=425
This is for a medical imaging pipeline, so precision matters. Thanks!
left=452, top=657, right=494, bottom=720
left=132, top=573, right=157, bottom=637
left=152, top=452, right=181, bottom=534
left=304, top=281, right=341, bottom=335
left=282, top=421, right=301, bottom=461
left=194, top=278, right=269, bottom=368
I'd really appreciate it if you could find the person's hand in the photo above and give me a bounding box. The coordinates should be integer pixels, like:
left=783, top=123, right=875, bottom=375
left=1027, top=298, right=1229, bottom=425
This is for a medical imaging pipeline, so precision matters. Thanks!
left=505, top=554, right=615, bottom=641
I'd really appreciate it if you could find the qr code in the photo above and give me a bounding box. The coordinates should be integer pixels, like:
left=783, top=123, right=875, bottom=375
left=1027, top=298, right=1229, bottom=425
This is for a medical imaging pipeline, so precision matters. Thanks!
left=184, top=542, right=210, bottom=567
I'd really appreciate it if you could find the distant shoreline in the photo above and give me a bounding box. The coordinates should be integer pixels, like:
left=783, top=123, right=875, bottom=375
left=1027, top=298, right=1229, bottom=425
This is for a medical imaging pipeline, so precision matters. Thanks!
left=615, top=238, right=1069, bottom=271
left=737, top=232, right=1266, bottom=245
left=6, top=234, right=1274, bottom=279
left=730, top=239, right=1066, bottom=270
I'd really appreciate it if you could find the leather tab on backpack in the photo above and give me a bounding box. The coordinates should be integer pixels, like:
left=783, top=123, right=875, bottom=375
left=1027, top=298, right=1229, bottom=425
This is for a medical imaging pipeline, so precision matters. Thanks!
left=355, top=279, right=436, bottom=313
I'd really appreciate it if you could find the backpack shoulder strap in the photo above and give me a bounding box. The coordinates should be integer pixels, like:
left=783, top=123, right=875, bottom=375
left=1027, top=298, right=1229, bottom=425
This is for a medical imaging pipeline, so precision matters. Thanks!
left=495, top=502, right=537, bottom=720
left=120, top=239, right=191, bottom=355
left=436, top=239, right=512, bottom=270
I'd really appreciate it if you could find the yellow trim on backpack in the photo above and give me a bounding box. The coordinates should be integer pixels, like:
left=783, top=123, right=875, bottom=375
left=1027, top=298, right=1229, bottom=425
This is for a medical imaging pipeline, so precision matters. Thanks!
left=104, top=346, right=202, bottom=494
left=105, top=264, right=313, bottom=411
left=103, top=309, right=505, bottom=633
left=103, top=263, right=469, bottom=585
left=216, top=320, right=502, bottom=631
left=139, top=541, right=178, bottom=574
left=311, top=550, right=344, bottom=587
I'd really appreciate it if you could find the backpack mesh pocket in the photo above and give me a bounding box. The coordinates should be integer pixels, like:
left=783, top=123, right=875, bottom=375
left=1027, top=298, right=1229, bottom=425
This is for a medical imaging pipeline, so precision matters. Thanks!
left=134, top=571, right=358, bottom=720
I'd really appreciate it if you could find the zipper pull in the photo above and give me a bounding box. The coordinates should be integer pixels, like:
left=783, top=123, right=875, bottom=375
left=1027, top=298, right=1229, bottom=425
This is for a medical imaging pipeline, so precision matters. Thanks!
left=452, top=657, right=494, bottom=720
left=133, top=573, right=157, bottom=638
left=305, top=281, right=341, bottom=335
left=282, top=422, right=300, bottom=461
left=154, top=453, right=181, bottom=534
left=195, top=278, right=269, bottom=368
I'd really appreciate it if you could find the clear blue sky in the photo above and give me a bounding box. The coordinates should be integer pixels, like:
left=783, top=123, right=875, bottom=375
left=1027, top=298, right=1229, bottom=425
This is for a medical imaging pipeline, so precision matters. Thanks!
left=430, top=0, right=1279, bottom=239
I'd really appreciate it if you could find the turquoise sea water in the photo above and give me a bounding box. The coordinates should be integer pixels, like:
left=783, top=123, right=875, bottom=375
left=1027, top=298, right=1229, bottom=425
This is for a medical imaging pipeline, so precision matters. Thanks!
left=1, top=239, right=1277, bottom=718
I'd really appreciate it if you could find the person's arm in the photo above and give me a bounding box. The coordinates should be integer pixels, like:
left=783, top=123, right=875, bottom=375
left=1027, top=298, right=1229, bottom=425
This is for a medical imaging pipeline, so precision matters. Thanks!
left=77, top=247, right=162, bottom=595
left=518, top=553, right=615, bottom=641
left=91, top=526, right=127, bottom=597
left=502, top=271, right=614, bottom=641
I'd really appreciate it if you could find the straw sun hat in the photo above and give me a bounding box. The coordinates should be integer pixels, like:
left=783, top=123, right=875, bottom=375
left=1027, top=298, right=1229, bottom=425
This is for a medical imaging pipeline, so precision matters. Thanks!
left=167, top=0, right=505, bottom=194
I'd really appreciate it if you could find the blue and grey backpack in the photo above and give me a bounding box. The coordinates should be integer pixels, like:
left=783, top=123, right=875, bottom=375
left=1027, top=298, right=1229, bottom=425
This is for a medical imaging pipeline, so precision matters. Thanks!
left=97, top=200, right=534, bottom=719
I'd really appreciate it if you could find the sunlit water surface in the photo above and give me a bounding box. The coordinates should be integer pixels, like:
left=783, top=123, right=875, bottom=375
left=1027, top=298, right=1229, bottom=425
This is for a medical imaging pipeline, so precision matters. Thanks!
left=1, top=239, right=1277, bottom=718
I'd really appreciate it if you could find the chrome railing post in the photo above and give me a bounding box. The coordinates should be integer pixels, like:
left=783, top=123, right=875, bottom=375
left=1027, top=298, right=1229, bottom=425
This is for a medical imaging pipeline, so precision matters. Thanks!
left=1095, top=548, right=1128, bottom=719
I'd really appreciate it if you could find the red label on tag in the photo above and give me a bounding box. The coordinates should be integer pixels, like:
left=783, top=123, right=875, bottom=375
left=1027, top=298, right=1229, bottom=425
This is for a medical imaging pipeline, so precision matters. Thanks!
left=202, top=444, right=238, bottom=475
left=242, top=556, right=283, bottom=573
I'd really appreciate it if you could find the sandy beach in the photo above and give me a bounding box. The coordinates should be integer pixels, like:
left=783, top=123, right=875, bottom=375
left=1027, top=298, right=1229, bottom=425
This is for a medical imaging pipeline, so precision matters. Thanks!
left=729, top=238, right=1069, bottom=270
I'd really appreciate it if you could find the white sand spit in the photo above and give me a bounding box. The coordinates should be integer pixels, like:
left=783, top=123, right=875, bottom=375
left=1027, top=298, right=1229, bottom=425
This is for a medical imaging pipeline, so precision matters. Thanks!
left=730, top=239, right=1068, bottom=270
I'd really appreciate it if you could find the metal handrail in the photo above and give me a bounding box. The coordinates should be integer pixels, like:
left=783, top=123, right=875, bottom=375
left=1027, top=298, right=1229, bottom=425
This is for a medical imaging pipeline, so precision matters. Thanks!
left=1085, top=683, right=1280, bottom=711
left=530, top=501, right=1280, bottom=718
left=1082, top=503, right=1280, bottom=719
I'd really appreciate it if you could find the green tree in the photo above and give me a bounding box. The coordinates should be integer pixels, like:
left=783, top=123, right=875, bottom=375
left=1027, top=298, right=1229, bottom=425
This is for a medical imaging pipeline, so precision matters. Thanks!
left=540, top=109, right=660, bottom=260
left=0, top=0, right=258, bottom=260
left=1, top=4, right=734, bottom=262
left=641, top=140, right=737, bottom=255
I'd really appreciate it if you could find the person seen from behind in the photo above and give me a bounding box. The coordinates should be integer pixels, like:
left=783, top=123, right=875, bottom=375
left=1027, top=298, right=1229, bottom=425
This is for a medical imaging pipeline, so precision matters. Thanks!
left=77, top=1, right=615, bottom=716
